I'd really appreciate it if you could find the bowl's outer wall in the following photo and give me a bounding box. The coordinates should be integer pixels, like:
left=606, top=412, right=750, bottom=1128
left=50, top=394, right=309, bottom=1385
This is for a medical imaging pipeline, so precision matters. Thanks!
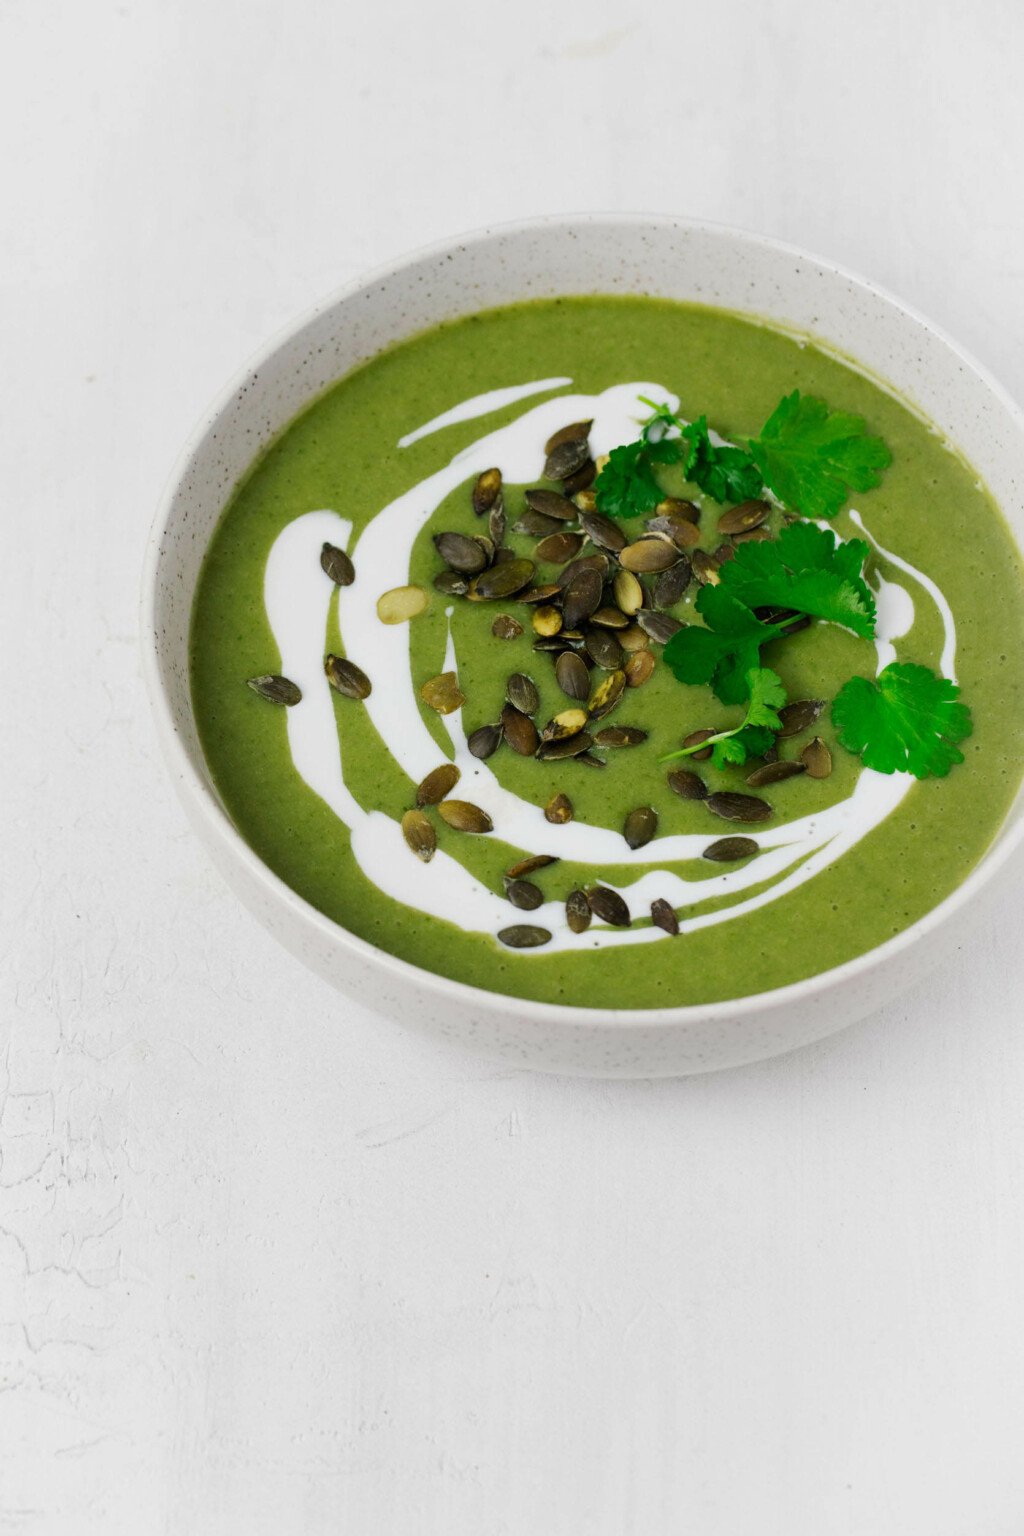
left=148, top=217, right=1024, bottom=1076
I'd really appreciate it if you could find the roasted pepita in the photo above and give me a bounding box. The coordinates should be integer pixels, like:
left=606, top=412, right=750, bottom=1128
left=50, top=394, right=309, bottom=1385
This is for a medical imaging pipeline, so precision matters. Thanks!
left=535, top=732, right=594, bottom=760
left=497, top=924, right=552, bottom=949
left=668, top=767, right=707, bottom=800
left=563, top=568, right=603, bottom=629
left=416, top=762, right=460, bottom=805
left=505, top=878, right=544, bottom=911
left=681, top=728, right=716, bottom=761
left=506, top=673, right=539, bottom=716
left=376, top=584, right=427, bottom=624
left=247, top=674, right=302, bottom=706
left=636, top=610, right=683, bottom=644
left=532, top=605, right=563, bottom=637
left=584, top=627, right=624, bottom=670
left=320, top=542, right=355, bottom=586
left=565, top=889, right=591, bottom=933
left=619, top=537, right=679, bottom=574
left=419, top=671, right=464, bottom=714
left=401, top=808, right=436, bottom=862
left=624, top=805, right=658, bottom=849
left=716, top=498, right=770, bottom=535
left=705, top=791, right=773, bottom=824
left=777, top=699, right=826, bottom=738
left=472, top=467, right=503, bottom=515
left=467, top=722, right=502, bottom=759
left=587, top=668, right=626, bottom=719
left=624, top=649, right=655, bottom=688
left=507, top=853, right=558, bottom=879
left=653, top=559, right=692, bottom=609
left=801, top=735, right=833, bottom=778
left=324, top=654, right=372, bottom=700
left=554, top=650, right=591, bottom=701
left=433, top=530, right=488, bottom=574
left=703, top=836, right=759, bottom=862
left=692, top=549, right=722, bottom=586
left=595, top=726, right=648, bottom=747
left=545, top=419, right=594, bottom=455
left=471, top=558, right=536, bottom=600
left=745, top=760, right=805, bottom=787
left=586, top=886, right=631, bottom=927
left=491, top=613, right=523, bottom=640
left=536, top=530, right=584, bottom=565
left=544, top=791, right=574, bottom=824
left=438, top=800, right=493, bottom=834
left=524, top=488, right=577, bottom=521
left=579, top=510, right=627, bottom=553
left=501, top=703, right=540, bottom=756
left=650, top=898, right=679, bottom=936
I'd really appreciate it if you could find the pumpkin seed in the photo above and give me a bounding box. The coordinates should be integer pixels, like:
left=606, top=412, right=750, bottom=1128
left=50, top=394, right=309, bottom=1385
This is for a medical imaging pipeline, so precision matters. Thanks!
left=544, top=791, right=574, bottom=824
left=541, top=707, right=588, bottom=742
left=667, top=767, right=707, bottom=800
left=377, top=584, right=428, bottom=624
left=518, top=583, right=562, bottom=604
left=420, top=671, right=464, bottom=714
left=472, top=467, right=503, bottom=515
left=507, top=853, right=558, bottom=878
left=613, top=569, right=644, bottom=616
left=745, top=760, right=805, bottom=787
left=647, top=512, right=700, bottom=548
left=532, top=605, right=563, bottom=637
left=401, top=808, right=436, bottom=862
left=505, top=878, right=544, bottom=911
left=438, top=800, right=493, bottom=834
left=493, top=547, right=515, bottom=564
left=471, top=558, right=536, bottom=600
left=706, top=791, right=773, bottom=824
left=565, top=889, right=591, bottom=934
left=653, top=559, right=692, bottom=609
left=468, top=722, right=502, bottom=759
left=563, top=568, right=603, bottom=629
left=624, top=650, right=655, bottom=688
left=556, top=553, right=609, bottom=590
left=703, top=836, right=759, bottom=863
left=586, top=886, right=631, bottom=927
left=636, top=610, right=682, bottom=644
left=506, top=673, right=539, bottom=716
left=580, top=510, right=627, bottom=553
left=562, top=458, right=596, bottom=496
left=320, top=542, right=355, bottom=586
left=595, top=726, right=648, bottom=747
left=533, top=636, right=572, bottom=654
left=650, top=898, right=679, bottom=936
left=619, top=537, right=678, bottom=573
left=473, top=534, right=496, bottom=566
left=545, top=419, right=594, bottom=455
left=801, top=736, right=833, bottom=778
left=713, top=542, right=736, bottom=564
left=433, top=570, right=469, bottom=596
left=535, top=732, right=594, bottom=760
left=654, top=497, right=701, bottom=524
left=591, top=605, right=629, bottom=629
left=544, top=437, right=591, bottom=481
left=576, top=751, right=606, bottom=768
left=324, top=654, right=372, bottom=699
left=498, top=924, right=552, bottom=949
left=555, top=650, right=591, bottom=701
left=489, top=504, right=506, bottom=547
left=732, top=527, right=774, bottom=546
left=247, top=674, right=302, bottom=706
left=778, top=699, right=826, bottom=738
left=501, top=703, right=540, bottom=756
left=587, top=669, right=626, bottom=719
left=692, top=549, right=722, bottom=586
left=433, top=530, right=488, bottom=575
left=716, top=498, right=770, bottom=535
left=585, top=627, right=624, bottom=670
left=491, top=613, right=523, bottom=640
left=619, top=624, right=650, bottom=654
left=536, top=531, right=584, bottom=565
left=515, top=509, right=564, bottom=537
left=573, top=489, right=598, bottom=515
left=524, top=488, right=577, bottom=521
left=681, top=727, right=716, bottom=761
left=624, top=805, right=658, bottom=849
left=416, top=763, right=460, bottom=806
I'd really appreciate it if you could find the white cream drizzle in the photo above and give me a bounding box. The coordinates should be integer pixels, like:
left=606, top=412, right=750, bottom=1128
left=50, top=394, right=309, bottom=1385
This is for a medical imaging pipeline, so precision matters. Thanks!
left=261, top=381, right=958, bottom=951
left=850, top=508, right=958, bottom=682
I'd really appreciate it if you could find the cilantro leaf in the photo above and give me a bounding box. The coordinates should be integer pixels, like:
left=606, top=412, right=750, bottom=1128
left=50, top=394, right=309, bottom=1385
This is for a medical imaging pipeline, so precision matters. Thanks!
left=662, top=669, right=786, bottom=768
left=593, top=440, right=664, bottom=519
left=663, top=593, right=786, bottom=705
left=832, top=663, right=973, bottom=778
left=749, top=390, right=891, bottom=519
left=680, top=415, right=764, bottom=504
left=704, top=520, right=876, bottom=638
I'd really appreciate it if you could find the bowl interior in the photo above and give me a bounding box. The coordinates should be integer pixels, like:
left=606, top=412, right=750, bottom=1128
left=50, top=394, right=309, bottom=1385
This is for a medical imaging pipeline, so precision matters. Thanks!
left=146, top=214, right=1024, bottom=1000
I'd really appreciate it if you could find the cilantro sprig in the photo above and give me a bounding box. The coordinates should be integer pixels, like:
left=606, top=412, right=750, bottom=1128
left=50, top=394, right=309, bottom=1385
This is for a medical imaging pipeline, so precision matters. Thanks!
left=593, top=390, right=890, bottom=520
left=663, top=668, right=786, bottom=769
left=663, top=522, right=876, bottom=706
left=832, top=664, right=973, bottom=778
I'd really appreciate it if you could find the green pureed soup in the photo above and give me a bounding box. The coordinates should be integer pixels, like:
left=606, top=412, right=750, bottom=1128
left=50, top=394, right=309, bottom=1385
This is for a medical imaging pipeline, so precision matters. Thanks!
left=190, top=298, right=1024, bottom=1008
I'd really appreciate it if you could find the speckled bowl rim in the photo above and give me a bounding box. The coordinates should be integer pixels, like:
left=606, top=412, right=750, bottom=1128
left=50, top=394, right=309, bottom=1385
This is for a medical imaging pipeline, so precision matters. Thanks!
left=142, top=211, right=1024, bottom=1031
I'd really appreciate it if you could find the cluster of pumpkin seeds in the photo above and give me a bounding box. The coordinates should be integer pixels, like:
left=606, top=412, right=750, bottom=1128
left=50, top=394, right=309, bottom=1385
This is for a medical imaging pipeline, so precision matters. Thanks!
left=247, top=426, right=840, bottom=953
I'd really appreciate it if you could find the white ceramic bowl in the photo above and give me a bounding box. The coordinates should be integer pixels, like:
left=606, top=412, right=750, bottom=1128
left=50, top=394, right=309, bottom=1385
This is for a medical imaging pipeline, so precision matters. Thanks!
left=142, top=214, right=1024, bottom=1077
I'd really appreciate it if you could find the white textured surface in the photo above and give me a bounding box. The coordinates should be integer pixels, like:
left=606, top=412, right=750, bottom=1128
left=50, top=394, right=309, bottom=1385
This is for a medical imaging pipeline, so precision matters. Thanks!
left=2, top=1, right=1024, bottom=1530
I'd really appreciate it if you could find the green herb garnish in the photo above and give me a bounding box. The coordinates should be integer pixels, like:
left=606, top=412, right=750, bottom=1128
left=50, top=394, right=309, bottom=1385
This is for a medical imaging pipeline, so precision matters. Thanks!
left=749, top=391, right=892, bottom=521
left=711, top=520, right=876, bottom=638
left=663, top=668, right=786, bottom=769
left=663, top=592, right=788, bottom=705
left=594, top=390, right=890, bottom=519
left=832, top=663, right=973, bottom=778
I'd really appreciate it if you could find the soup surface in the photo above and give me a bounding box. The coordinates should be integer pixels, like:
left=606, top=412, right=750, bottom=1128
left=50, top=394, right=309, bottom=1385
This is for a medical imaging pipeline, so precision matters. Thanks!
left=190, top=298, right=1024, bottom=1007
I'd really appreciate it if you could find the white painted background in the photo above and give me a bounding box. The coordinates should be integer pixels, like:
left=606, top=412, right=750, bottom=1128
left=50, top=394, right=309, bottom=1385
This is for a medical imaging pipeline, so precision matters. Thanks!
left=3, top=1, right=1023, bottom=1531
